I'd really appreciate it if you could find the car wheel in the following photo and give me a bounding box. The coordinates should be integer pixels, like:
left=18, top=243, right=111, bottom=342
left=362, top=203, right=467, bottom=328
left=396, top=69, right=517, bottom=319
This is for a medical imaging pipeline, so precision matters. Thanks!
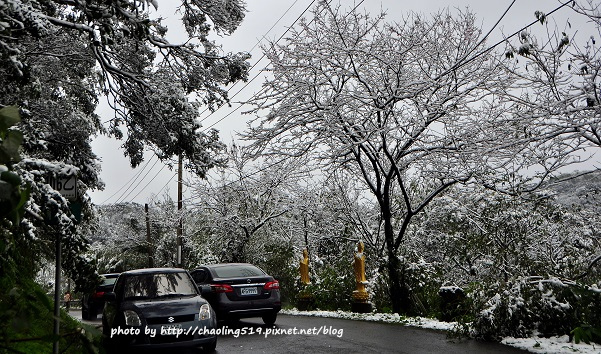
left=102, top=318, right=109, bottom=337
left=203, top=338, right=217, bottom=353
left=262, top=312, right=277, bottom=325
left=81, top=307, right=89, bottom=320
left=88, top=306, right=97, bottom=320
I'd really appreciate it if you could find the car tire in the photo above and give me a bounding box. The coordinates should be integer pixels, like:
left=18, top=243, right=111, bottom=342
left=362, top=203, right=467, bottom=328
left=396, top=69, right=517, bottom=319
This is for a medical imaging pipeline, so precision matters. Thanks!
left=81, top=307, right=89, bottom=320
left=102, top=317, right=109, bottom=337
left=262, top=311, right=277, bottom=325
left=88, top=308, right=97, bottom=320
left=87, top=304, right=97, bottom=320
left=203, top=338, right=217, bottom=353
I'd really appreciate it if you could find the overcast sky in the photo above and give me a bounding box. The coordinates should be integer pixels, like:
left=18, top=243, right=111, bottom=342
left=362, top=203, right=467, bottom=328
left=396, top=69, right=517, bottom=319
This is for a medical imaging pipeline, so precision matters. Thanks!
left=89, top=0, right=594, bottom=206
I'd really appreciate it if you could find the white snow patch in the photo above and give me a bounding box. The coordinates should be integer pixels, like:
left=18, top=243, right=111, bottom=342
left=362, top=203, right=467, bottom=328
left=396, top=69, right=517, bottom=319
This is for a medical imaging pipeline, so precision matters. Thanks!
left=281, top=309, right=456, bottom=331
left=502, top=335, right=600, bottom=354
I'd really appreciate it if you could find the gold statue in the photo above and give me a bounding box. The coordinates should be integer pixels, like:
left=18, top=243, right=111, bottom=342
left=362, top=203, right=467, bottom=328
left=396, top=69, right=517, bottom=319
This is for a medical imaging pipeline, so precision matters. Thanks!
left=352, top=241, right=369, bottom=302
left=300, top=248, right=310, bottom=285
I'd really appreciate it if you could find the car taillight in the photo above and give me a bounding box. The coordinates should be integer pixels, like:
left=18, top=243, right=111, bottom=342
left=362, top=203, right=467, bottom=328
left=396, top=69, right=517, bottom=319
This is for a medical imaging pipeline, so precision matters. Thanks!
left=264, top=281, right=279, bottom=290
left=92, top=291, right=105, bottom=299
left=211, top=284, right=234, bottom=293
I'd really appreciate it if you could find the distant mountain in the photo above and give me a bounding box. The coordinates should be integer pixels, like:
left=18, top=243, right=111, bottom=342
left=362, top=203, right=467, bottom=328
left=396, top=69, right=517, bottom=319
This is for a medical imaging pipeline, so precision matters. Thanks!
left=545, top=170, right=601, bottom=210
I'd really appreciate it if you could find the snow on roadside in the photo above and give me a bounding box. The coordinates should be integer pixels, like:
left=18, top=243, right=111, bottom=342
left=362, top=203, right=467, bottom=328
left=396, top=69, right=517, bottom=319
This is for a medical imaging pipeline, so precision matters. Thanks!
left=502, top=336, right=599, bottom=354
left=281, top=308, right=456, bottom=331
left=281, top=309, right=600, bottom=353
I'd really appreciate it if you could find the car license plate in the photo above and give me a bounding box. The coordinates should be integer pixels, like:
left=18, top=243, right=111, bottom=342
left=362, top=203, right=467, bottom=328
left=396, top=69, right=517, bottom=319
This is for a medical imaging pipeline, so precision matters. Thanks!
left=161, top=324, right=182, bottom=333
left=241, top=287, right=258, bottom=296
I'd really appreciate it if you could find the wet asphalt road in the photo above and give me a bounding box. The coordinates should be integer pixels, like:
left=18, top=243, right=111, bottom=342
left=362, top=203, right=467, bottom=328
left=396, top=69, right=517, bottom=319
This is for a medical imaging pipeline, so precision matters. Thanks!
left=70, top=309, right=527, bottom=353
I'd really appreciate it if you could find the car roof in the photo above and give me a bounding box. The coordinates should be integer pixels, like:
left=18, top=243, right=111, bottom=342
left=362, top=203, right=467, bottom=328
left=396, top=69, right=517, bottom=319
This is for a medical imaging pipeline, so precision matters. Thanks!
left=197, top=263, right=256, bottom=269
left=121, top=267, right=188, bottom=275
left=101, top=273, right=120, bottom=278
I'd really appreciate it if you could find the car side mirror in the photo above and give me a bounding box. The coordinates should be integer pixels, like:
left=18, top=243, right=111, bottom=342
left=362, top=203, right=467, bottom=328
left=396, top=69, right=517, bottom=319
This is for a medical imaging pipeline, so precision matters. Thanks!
left=200, top=285, right=213, bottom=295
left=104, top=292, right=116, bottom=302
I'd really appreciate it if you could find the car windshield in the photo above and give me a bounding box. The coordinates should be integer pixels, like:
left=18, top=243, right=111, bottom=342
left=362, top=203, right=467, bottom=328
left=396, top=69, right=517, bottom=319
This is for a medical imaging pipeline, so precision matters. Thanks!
left=213, top=265, right=264, bottom=278
left=123, top=272, right=197, bottom=300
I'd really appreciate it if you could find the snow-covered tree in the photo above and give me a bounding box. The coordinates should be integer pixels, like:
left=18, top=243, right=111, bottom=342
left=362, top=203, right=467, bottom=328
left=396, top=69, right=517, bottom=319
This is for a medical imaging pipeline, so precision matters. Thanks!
left=244, top=3, right=570, bottom=313
left=0, top=0, right=249, bottom=290
left=500, top=2, right=601, bottom=158
left=413, top=185, right=600, bottom=285
left=1, top=0, right=249, bottom=173
left=189, top=146, right=301, bottom=263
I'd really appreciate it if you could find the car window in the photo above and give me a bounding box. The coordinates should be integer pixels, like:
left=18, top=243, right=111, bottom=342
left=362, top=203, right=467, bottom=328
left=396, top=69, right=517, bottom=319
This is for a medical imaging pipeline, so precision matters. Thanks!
left=101, top=277, right=118, bottom=287
left=212, top=265, right=264, bottom=278
left=191, top=269, right=208, bottom=284
left=123, top=272, right=197, bottom=300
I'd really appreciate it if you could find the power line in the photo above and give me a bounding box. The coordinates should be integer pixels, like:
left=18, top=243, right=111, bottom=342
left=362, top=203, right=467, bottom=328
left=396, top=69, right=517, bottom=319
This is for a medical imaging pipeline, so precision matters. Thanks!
left=461, top=0, right=517, bottom=65
left=100, top=155, right=156, bottom=204
left=127, top=163, right=168, bottom=203
left=146, top=171, right=178, bottom=205
left=115, top=158, right=161, bottom=203
left=200, top=0, right=370, bottom=134
left=199, top=0, right=326, bottom=129
left=438, top=0, right=573, bottom=82
left=198, top=0, right=306, bottom=123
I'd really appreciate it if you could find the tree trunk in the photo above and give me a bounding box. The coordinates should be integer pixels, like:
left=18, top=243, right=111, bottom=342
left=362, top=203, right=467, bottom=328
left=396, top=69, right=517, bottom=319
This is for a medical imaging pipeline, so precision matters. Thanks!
left=382, top=201, right=411, bottom=314
left=385, top=241, right=412, bottom=314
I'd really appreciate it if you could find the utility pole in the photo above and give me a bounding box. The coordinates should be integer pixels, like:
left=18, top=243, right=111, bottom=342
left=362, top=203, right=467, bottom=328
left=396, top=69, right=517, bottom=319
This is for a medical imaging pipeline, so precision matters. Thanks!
left=145, top=203, right=153, bottom=267
left=53, top=232, right=61, bottom=354
left=176, top=154, right=183, bottom=267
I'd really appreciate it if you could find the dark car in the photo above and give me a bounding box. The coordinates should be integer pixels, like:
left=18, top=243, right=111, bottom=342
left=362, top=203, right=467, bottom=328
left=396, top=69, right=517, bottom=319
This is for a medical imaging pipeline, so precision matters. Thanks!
left=82, top=273, right=120, bottom=320
left=102, top=268, right=217, bottom=352
left=190, top=263, right=281, bottom=325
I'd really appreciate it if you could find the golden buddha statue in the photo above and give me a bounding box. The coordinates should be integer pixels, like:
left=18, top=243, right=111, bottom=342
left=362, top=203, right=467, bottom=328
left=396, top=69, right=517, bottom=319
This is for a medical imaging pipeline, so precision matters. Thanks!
left=300, top=248, right=310, bottom=285
left=352, top=241, right=369, bottom=302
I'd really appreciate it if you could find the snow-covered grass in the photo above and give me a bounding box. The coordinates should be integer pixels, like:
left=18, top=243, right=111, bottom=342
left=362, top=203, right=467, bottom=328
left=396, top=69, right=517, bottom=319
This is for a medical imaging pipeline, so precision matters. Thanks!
left=281, top=309, right=600, bottom=353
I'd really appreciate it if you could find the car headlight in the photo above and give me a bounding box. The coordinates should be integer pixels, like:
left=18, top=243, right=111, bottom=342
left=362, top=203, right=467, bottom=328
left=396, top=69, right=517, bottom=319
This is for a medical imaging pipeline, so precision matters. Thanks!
left=199, top=303, right=211, bottom=320
left=124, top=310, right=141, bottom=326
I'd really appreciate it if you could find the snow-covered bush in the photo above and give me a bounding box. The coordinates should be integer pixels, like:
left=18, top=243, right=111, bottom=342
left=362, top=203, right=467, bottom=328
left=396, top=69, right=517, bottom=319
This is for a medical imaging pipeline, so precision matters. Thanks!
left=439, top=285, right=467, bottom=322
left=311, top=263, right=355, bottom=311
left=470, top=277, right=601, bottom=341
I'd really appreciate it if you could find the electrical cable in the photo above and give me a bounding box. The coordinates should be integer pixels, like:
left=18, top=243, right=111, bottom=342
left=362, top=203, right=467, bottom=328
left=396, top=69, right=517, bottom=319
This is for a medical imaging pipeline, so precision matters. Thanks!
left=199, top=0, right=328, bottom=128
left=126, top=163, right=168, bottom=203
left=197, top=0, right=306, bottom=123
left=100, top=155, right=156, bottom=204
left=146, top=171, right=178, bottom=205
left=115, top=158, right=161, bottom=203
left=436, top=0, right=573, bottom=83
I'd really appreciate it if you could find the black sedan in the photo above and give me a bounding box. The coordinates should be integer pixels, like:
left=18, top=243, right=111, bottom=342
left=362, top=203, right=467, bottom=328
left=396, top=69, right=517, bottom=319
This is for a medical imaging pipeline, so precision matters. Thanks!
left=81, top=273, right=119, bottom=320
left=102, top=268, right=217, bottom=352
left=190, top=263, right=281, bottom=325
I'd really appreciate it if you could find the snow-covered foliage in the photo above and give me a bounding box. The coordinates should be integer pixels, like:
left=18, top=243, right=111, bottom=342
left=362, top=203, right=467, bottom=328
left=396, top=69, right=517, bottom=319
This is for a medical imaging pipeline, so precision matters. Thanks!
left=410, top=185, right=600, bottom=285
left=189, top=146, right=307, bottom=265
left=88, top=202, right=148, bottom=272
left=469, top=277, right=601, bottom=341
left=243, top=2, right=581, bottom=314
left=502, top=1, right=601, bottom=153
left=0, top=0, right=250, bottom=298
left=395, top=180, right=601, bottom=339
